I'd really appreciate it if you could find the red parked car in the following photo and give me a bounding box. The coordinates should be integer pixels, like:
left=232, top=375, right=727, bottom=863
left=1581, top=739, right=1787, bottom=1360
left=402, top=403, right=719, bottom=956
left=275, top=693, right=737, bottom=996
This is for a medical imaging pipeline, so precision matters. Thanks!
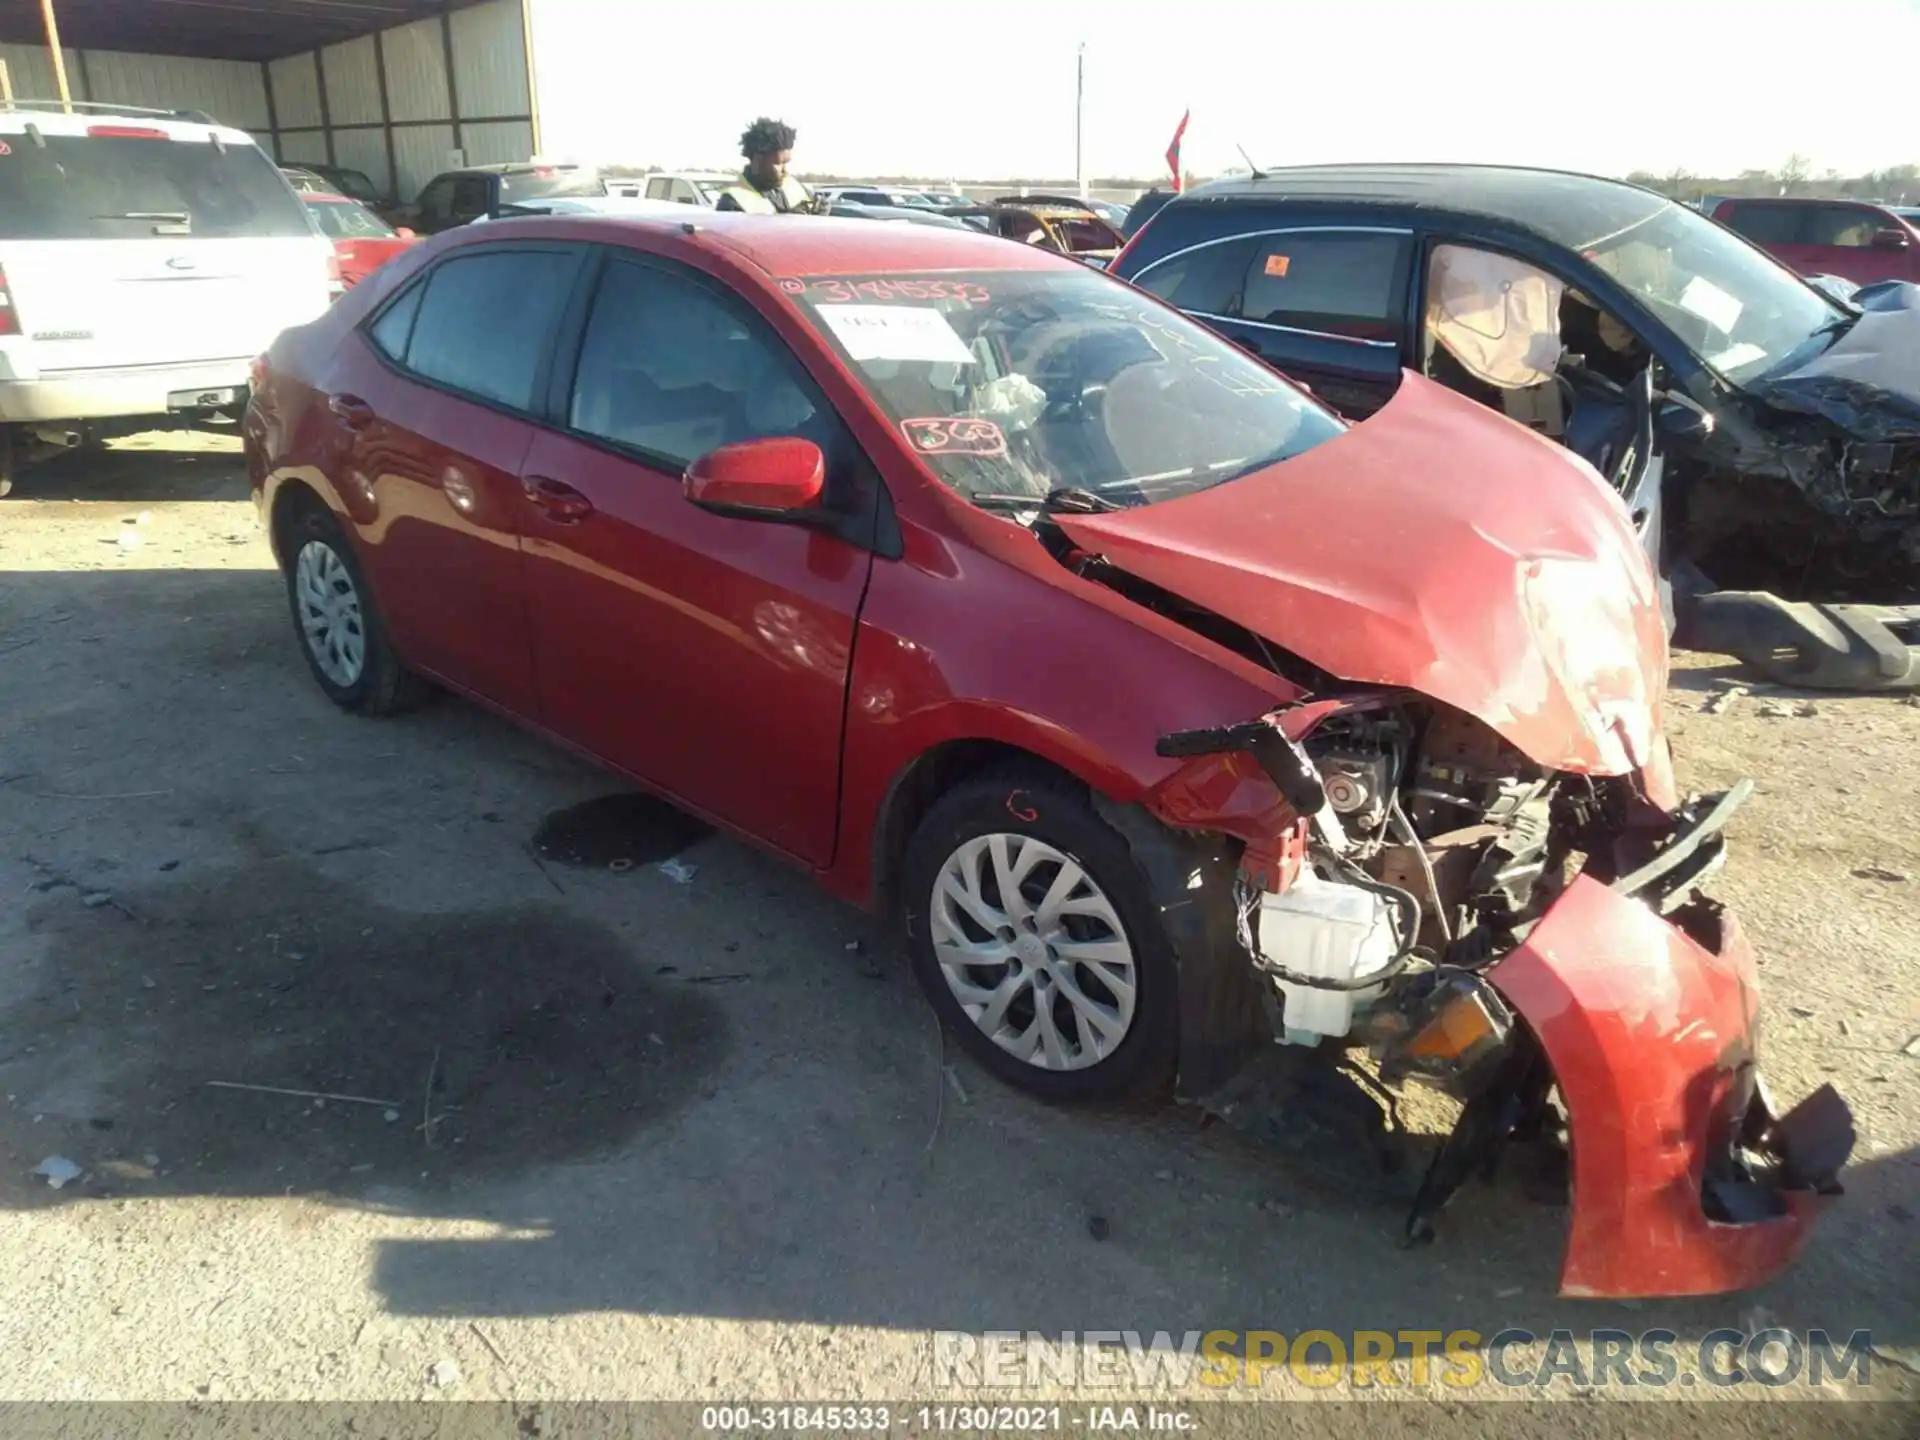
left=299, top=192, right=417, bottom=289
left=243, top=215, right=1853, bottom=1298
left=1712, top=196, right=1920, bottom=287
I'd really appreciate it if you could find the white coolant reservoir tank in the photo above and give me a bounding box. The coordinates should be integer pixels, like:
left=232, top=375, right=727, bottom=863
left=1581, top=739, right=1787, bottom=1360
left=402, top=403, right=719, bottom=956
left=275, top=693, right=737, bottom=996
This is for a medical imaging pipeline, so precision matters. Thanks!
left=1256, top=869, right=1400, bottom=1046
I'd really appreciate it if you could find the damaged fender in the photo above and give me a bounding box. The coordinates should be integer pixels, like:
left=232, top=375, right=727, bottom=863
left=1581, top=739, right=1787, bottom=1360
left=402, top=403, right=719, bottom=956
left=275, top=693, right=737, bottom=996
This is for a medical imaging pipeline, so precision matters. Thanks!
left=1487, top=876, right=1854, bottom=1298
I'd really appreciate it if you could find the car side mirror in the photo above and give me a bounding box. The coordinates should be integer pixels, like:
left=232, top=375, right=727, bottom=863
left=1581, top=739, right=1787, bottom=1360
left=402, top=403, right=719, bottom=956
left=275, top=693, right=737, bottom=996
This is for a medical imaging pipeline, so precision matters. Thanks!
left=684, top=437, right=825, bottom=517
left=1655, top=395, right=1715, bottom=442
left=1870, top=227, right=1910, bottom=251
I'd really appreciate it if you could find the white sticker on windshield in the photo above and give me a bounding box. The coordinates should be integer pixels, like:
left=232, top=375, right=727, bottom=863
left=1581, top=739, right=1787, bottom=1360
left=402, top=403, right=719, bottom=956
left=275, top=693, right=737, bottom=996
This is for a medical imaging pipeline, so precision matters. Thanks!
left=1679, top=276, right=1743, bottom=334
left=1707, top=341, right=1768, bottom=373
left=816, top=304, right=976, bottom=365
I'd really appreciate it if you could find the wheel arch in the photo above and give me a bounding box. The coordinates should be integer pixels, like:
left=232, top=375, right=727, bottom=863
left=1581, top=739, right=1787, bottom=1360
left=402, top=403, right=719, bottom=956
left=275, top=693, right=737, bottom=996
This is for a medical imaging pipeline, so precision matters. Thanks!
left=868, top=736, right=1097, bottom=920
left=266, top=474, right=333, bottom=571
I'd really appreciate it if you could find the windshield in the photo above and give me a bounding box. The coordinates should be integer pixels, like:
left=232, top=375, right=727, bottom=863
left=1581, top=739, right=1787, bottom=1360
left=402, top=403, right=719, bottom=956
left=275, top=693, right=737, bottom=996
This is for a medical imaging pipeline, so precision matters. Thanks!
left=791, top=269, right=1344, bottom=510
left=305, top=197, right=394, bottom=238
left=0, top=133, right=311, bottom=239
left=1576, top=200, right=1844, bottom=384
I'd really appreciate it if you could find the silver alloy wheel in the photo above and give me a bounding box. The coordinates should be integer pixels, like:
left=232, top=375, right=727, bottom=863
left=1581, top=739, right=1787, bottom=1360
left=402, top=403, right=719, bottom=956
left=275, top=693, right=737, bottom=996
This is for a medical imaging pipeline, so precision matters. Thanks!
left=294, top=539, right=366, bottom=688
left=929, top=833, right=1137, bottom=1071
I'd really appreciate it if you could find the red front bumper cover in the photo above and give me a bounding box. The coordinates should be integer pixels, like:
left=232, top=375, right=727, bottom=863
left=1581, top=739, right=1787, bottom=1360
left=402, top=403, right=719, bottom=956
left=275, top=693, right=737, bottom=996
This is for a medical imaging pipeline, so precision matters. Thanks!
left=1486, top=869, right=1854, bottom=1298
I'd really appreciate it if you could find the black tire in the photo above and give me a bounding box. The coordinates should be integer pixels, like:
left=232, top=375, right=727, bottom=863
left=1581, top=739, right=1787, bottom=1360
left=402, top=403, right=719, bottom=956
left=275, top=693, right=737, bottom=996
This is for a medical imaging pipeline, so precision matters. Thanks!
left=280, top=500, right=429, bottom=716
left=900, top=766, right=1179, bottom=1103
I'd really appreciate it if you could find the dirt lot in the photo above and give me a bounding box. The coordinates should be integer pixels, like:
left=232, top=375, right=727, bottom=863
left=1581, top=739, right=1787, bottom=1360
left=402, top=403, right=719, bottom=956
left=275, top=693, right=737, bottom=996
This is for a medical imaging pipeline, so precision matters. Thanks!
left=0, top=434, right=1916, bottom=1415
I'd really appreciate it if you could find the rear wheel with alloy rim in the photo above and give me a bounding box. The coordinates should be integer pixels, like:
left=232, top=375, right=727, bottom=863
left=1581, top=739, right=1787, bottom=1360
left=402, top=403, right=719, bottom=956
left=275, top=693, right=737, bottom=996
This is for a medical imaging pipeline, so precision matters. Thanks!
left=901, top=770, right=1177, bottom=1102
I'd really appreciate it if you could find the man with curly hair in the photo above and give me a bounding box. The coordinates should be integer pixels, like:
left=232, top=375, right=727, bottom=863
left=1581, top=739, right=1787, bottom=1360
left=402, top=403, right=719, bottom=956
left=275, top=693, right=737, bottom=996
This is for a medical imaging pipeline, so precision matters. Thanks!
left=717, top=117, right=815, bottom=214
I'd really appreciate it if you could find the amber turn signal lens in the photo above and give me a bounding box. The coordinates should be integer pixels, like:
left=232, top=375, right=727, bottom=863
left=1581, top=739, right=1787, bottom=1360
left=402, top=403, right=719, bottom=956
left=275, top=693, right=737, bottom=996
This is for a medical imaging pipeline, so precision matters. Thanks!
left=1406, top=989, right=1499, bottom=1062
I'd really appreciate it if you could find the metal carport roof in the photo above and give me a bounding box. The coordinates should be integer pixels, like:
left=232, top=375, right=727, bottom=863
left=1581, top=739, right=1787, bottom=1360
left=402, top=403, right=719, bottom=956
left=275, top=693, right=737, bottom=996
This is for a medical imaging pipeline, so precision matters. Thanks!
left=0, top=1, right=472, bottom=63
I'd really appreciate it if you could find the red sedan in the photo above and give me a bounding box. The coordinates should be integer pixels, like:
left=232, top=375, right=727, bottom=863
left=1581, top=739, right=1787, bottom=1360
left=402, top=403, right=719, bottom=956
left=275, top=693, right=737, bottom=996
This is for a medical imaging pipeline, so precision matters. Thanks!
left=244, top=214, right=1852, bottom=1298
left=300, top=192, right=417, bottom=289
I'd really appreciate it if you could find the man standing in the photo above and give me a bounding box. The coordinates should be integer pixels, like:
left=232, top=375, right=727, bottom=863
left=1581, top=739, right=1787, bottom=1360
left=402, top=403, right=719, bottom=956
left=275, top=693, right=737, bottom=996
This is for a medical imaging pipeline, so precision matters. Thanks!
left=716, top=118, right=815, bottom=214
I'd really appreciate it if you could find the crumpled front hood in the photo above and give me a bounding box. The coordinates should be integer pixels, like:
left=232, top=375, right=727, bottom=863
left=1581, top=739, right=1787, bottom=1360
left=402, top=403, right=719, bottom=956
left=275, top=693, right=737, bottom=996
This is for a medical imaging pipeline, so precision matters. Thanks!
left=1056, top=374, right=1669, bottom=775
left=1753, top=281, right=1920, bottom=442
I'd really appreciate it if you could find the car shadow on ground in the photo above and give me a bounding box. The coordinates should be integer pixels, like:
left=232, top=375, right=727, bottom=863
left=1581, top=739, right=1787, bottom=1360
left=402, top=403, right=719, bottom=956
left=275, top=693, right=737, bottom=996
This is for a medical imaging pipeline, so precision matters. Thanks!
left=4, top=433, right=249, bottom=504
left=1, top=566, right=1914, bottom=1365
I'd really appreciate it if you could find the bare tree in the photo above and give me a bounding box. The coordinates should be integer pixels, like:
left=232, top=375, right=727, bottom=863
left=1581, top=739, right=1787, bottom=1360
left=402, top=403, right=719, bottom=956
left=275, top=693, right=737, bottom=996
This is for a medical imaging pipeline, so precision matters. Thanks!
left=1778, top=153, right=1812, bottom=194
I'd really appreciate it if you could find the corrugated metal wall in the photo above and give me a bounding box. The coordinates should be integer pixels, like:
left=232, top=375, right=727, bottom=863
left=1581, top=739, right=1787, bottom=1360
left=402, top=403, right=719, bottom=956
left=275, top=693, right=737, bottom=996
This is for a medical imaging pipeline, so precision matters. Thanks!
left=0, top=42, right=267, bottom=132
left=0, top=43, right=83, bottom=104
left=2, top=0, right=534, bottom=206
left=268, top=0, right=533, bottom=203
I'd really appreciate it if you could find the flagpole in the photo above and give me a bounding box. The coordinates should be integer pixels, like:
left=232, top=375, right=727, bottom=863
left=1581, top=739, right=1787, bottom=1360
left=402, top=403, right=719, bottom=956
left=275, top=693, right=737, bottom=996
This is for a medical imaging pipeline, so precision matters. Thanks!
left=1075, top=43, right=1086, bottom=200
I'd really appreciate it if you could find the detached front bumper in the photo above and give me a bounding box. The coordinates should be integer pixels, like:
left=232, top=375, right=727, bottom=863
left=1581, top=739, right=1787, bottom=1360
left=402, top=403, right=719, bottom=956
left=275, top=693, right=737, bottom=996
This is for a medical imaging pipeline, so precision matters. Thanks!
left=1488, top=875, right=1854, bottom=1298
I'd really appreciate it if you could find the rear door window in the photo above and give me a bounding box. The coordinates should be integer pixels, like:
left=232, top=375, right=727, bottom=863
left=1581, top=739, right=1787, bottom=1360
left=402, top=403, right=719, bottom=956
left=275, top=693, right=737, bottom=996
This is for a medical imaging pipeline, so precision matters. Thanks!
left=399, top=248, right=582, bottom=410
left=1719, top=203, right=1805, bottom=246
left=0, top=132, right=311, bottom=240
left=1234, top=232, right=1411, bottom=342
left=1134, top=237, right=1260, bottom=314
left=367, top=279, right=426, bottom=362
left=645, top=177, right=673, bottom=200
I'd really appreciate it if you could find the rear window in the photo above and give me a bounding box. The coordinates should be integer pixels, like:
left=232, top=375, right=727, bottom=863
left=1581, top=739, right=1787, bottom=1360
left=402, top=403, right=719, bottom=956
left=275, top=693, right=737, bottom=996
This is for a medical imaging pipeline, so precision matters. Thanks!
left=498, top=169, right=601, bottom=202
left=306, top=198, right=393, bottom=239
left=0, top=132, right=312, bottom=240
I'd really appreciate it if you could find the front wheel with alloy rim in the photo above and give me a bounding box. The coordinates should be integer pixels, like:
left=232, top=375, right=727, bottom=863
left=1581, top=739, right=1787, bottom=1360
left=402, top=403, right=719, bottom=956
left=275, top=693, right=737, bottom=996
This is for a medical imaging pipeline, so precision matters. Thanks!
left=280, top=501, right=428, bottom=716
left=900, top=770, right=1178, bottom=1103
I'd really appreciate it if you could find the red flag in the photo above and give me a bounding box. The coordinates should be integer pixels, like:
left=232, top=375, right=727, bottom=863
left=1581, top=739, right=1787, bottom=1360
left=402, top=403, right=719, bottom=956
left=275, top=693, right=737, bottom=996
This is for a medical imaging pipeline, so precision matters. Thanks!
left=1165, top=110, right=1190, bottom=193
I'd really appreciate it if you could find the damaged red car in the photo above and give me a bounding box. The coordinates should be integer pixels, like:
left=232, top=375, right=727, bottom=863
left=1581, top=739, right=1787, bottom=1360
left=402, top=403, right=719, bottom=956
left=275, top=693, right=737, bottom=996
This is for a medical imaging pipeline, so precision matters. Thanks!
left=243, top=214, right=1854, bottom=1299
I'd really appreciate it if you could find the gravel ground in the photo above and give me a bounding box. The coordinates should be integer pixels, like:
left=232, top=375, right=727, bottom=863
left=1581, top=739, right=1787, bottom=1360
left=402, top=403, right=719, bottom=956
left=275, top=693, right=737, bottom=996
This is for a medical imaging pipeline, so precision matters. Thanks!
left=0, top=434, right=1915, bottom=1417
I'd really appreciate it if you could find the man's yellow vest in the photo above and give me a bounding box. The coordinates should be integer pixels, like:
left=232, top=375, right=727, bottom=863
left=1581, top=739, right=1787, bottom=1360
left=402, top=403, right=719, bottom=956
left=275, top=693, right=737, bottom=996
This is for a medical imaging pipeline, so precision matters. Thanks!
left=718, top=174, right=814, bottom=214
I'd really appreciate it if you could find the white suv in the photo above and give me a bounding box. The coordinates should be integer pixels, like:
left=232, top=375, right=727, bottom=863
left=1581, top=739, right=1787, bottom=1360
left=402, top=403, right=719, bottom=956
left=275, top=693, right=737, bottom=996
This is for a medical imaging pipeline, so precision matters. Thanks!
left=0, top=104, right=335, bottom=491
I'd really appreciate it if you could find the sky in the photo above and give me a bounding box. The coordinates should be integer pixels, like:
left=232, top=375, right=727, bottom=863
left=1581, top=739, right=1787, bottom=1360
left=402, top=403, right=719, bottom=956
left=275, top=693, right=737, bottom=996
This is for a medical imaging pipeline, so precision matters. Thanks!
left=525, top=0, right=1920, bottom=183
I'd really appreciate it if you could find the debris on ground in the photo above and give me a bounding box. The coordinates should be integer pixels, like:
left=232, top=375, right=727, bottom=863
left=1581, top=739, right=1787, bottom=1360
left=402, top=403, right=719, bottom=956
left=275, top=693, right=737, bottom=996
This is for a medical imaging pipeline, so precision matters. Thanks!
left=469, top=1321, right=509, bottom=1369
left=1259, top=1198, right=1294, bottom=1219
left=942, top=1065, right=971, bottom=1105
left=382, top=1109, right=400, bottom=1123
left=1758, top=699, right=1795, bottom=718
left=1853, top=866, right=1911, bottom=883
left=81, top=892, right=113, bottom=909
left=1086, top=1215, right=1110, bottom=1241
left=427, top=1359, right=461, bottom=1388
left=1702, top=686, right=1748, bottom=715
left=1903, top=1035, right=1920, bottom=1058
left=31, top=1156, right=83, bottom=1190
left=658, top=858, right=698, bottom=885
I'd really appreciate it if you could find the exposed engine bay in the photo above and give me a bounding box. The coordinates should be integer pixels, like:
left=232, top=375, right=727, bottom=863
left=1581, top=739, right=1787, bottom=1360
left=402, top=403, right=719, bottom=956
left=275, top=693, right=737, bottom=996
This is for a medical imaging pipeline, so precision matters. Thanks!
left=1145, top=694, right=1850, bottom=1262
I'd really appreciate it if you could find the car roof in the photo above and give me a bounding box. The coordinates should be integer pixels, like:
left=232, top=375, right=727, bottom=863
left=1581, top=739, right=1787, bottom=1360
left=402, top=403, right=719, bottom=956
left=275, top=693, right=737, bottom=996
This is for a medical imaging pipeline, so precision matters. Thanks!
left=472, top=212, right=1074, bottom=277
left=1183, top=163, right=1673, bottom=243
